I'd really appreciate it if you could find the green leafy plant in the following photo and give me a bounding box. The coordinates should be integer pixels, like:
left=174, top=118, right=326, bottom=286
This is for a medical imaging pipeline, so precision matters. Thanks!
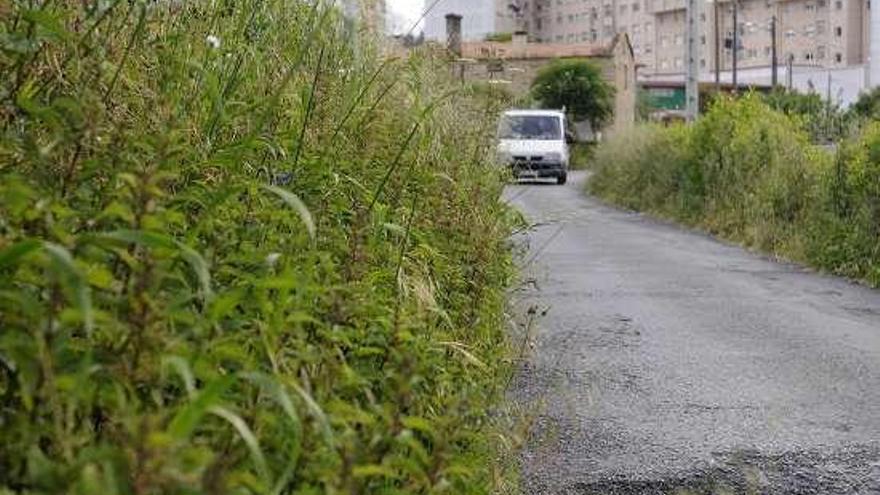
left=591, top=93, right=880, bottom=285
left=850, top=86, right=880, bottom=122
left=762, top=88, right=852, bottom=143
left=0, top=1, right=518, bottom=493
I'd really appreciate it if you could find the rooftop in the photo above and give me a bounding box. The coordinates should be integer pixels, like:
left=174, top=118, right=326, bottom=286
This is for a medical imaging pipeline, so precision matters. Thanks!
left=461, top=40, right=616, bottom=60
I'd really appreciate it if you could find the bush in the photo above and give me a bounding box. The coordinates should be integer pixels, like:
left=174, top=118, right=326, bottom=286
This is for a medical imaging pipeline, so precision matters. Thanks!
left=804, top=122, right=880, bottom=284
left=590, top=95, right=824, bottom=259
left=0, top=1, right=516, bottom=493
left=850, top=86, right=880, bottom=122
left=762, top=88, right=852, bottom=143
left=591, top=93, right=880, bottom=285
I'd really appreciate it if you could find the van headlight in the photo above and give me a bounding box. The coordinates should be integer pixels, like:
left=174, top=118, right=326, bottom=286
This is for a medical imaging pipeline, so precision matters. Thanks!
left=545, top=152, right=562, bottom=163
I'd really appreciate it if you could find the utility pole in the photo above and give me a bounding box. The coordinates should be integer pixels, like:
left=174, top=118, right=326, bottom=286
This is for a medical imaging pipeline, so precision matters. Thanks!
left=770, top=15, right=778, bottom=88
left=714, top=0, right=721, bottom=93
left=872, top=0, right=880, bottom=87
left=732, top=0, right=739, bottom=93
left=685, top=0, right=701, bottom=121
left=786, top=53, right=794, bottom=89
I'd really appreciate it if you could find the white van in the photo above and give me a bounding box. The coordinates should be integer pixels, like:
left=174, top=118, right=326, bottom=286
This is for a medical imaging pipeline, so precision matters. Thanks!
left=496, top=109, right=571, bottom=185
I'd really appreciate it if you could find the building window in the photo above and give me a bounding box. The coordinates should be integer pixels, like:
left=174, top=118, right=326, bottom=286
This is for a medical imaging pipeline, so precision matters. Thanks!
left=835, top=53, right=843, bottom=63
left=835, top=26, right=842, bottom=37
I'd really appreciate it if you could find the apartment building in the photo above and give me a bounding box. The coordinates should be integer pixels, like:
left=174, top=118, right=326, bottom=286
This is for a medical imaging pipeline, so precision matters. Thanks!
left=510, top=0, right=867, bottom=76
left=424, top=0, right=516, bottom=41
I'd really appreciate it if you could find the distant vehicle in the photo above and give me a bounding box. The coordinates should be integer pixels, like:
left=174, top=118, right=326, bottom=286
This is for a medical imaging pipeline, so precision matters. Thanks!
left=496, top=109, right=572, bottom=185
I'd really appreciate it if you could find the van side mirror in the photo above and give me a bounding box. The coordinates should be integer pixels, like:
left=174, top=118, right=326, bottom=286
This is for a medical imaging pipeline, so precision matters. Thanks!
left=565, top=132, right=575, bottom=144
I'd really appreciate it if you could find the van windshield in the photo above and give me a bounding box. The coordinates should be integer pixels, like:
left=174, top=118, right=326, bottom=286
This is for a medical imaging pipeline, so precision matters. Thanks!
left=498, top=115, right=562, bottom=140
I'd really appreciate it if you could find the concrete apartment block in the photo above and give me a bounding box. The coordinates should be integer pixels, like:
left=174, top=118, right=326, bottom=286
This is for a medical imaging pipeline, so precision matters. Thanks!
left=503, top=0, right=868, bottom=77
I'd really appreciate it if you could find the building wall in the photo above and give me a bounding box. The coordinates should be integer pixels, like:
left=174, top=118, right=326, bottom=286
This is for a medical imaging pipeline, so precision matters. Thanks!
left=509, top=0, right=868, bottom=77
left=458, top=46, right=636, bottom=134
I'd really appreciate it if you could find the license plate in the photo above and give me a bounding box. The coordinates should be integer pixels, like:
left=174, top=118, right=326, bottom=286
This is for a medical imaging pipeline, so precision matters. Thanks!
left=519, top=170, right=538, bottom=179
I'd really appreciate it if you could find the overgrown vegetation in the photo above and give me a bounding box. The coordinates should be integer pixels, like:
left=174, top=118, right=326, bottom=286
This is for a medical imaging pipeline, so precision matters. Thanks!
left=0, top=1, right=519, bottom=493
left=589, top=94, right=880, bottom=286
left=762, top=88, right=852, bottom=143
left=850, top=86, right=880, bottom=121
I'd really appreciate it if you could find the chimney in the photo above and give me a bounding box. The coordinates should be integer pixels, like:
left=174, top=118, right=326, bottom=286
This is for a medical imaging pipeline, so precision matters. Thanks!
left=446, top=13, right=463, bottom=57
left=512, top=30, right=528, bottom=48
left=871, top=3, right=880, bottom=87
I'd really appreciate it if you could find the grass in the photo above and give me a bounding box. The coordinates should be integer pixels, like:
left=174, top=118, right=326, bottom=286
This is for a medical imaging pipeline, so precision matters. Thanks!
left=588, top=94, right=880, bottom=287
left=0, top=1, right=521, bottom=493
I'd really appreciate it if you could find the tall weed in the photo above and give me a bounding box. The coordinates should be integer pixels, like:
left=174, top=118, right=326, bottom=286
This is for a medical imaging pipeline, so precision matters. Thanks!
left=589, top=95, right=880, bottom=280
left=0, top=1, right=516, bottom=493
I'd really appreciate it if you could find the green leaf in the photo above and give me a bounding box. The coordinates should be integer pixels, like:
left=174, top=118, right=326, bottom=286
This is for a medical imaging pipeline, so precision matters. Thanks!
left=97, top=230, right=212, bottom=301
left=162, top=356, right=197, bottom=398
left=0, top=240, right=41, bottom=269
left=209, top=406, right=272, bottom=487
left=288, top=381, right=334, bottom=447
left=22, top=9, right=72, bottom=41
left=167, top=376, right=234, bottom=439
left=263, top=185, right=316, bottom=240
left=42, top=242, right=94, bottom=335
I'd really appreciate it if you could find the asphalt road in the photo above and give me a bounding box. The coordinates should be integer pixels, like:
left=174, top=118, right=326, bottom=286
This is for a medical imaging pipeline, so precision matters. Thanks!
left=504, top=171, right=880, bottom=495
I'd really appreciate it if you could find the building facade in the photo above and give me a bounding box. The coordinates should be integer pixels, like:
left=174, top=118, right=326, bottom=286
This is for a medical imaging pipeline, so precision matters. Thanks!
left=506, top=0, right=867, bottom=77
left=424, top=0, right=516, bottom=41
left=458, top=34, right=637, bottom=135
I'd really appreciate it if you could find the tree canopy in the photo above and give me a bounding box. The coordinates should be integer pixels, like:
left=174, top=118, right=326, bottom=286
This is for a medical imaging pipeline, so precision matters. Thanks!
left=530, top=59, right=615, bottom=129
left=851, top=87, right=880, bottom=121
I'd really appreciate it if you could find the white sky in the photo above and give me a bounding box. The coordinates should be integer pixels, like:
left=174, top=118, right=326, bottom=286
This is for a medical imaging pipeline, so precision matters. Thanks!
left=387, top=0, right=424, bottom=33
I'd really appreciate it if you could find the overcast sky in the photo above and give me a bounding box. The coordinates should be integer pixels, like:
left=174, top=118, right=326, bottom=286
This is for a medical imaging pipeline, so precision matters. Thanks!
left=387, top=0, right=424, bottom=33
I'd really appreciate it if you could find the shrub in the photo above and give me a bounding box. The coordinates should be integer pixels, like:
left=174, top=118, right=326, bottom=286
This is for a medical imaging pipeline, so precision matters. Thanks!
left=850, top=86, right=880, bottom=122
left=589, top=124, right=692, bottom=214
left=590, top=95, right=822, bottom=257
left=762, top=88, right=852, bottom=143
left=0, top=1, right=516, bottom=493
left=804, top=122, right=880, bottom=284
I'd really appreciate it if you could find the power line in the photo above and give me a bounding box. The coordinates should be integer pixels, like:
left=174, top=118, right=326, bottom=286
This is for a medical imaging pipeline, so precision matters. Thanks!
left=404, top=0, right=445, bottom=37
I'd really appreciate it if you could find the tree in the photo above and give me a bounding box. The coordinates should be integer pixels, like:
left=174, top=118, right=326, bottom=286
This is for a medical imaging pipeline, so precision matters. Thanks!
left=850, top=87, right=880, bottom=121
left=530, top=59, right=615, bottom=129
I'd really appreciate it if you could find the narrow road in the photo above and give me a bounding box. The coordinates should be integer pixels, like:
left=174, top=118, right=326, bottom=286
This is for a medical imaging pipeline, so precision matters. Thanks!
left=505, top=171, right=880, bottom=494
